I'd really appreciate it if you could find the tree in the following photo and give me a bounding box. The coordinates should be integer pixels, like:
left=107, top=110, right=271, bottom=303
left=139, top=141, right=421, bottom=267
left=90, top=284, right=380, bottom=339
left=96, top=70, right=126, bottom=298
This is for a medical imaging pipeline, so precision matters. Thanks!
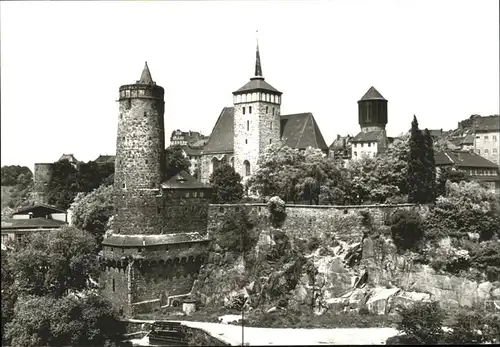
left=396, top=301, right=446, bottom=344
left=5, top=294, right=128, bottom=347
left=71, top=184, right=114, bottom=246
left=423, top=129, right=437, bottom=203
left=209, top=163, right=244, bottom=203
left=390, top=209, right=424, bottom=252
left=77, top=161, right=114, bottom=193
left=9, top=226, right=99, bottom=298
left=47, top=160, right=79, bottom=210
left=407, top=116, right=433, bottom=204
left=1, top=249, right=17, bottom=346
left=436, top=166, right=469, bottom=197
left=1, top=165, right=33, bottom=187
left=165, top=145, right=191, bottom=179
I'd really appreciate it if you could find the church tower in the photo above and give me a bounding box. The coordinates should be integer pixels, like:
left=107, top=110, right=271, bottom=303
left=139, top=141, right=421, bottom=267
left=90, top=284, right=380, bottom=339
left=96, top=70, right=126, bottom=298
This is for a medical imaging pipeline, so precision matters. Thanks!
left=113, top=62, right=165, bottom=235
left=358, top=86, right=388, bottom=133
left=232, top=38, right=282, bottom=180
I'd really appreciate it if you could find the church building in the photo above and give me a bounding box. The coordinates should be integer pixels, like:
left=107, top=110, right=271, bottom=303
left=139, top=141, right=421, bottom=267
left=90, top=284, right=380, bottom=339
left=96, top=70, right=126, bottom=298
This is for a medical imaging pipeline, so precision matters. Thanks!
left=200, top=42, right=329, bottom=183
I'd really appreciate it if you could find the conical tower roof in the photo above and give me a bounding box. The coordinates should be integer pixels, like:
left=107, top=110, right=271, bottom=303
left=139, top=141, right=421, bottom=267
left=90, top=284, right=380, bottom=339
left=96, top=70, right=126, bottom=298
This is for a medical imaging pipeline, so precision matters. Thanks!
left=359, top=86, right=386, bottom=101
left=137, top=61, right=155, bottom=84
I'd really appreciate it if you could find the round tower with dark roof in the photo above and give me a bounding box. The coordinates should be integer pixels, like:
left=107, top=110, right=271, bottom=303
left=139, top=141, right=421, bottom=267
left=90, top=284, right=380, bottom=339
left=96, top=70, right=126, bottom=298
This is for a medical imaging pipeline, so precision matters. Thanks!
left=113, top=62, right=166, bottom=235
left=232, top=37, right=282, bottom=180
left=358, top=86, right=388, bottom=133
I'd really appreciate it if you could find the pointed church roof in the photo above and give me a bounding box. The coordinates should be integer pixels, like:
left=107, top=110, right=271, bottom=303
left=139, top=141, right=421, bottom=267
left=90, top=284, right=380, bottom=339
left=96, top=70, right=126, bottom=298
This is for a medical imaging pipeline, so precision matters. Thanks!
left=202, top=108, right=328, bottom=154
left=233, top=39, right=281, bottom=95
left=137, top=61, right=155, bottom=84
left=359, top=86, right=386, bottom=101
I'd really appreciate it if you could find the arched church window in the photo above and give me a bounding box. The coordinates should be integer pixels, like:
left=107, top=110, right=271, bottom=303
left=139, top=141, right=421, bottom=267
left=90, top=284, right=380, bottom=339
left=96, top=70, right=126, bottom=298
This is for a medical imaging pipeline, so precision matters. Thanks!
left=211, top=157, right=219, bottom=173
left=244, top=160, right=251, bottom=177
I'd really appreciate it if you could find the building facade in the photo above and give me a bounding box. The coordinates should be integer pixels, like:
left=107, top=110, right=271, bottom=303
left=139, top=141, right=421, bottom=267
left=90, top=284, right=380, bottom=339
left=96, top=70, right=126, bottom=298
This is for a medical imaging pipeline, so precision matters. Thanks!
left=200, top=43, right=328, bottom=183
left=351, top=87, right=389, bottom=160
left=473, top=115, right=500, bottom=165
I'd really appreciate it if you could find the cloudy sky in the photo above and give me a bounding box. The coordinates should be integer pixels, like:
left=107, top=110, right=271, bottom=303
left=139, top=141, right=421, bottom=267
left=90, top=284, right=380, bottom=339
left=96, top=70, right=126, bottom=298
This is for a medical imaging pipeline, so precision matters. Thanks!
left=1, top=0, right=499, bottom=171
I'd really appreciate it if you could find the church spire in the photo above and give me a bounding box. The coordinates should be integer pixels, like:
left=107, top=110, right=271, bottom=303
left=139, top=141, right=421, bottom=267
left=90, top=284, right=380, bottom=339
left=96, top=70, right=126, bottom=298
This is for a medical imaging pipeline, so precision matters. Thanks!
left=254, top=30, right=263, bottom=77
left=138, top=61, right=154, bottom=84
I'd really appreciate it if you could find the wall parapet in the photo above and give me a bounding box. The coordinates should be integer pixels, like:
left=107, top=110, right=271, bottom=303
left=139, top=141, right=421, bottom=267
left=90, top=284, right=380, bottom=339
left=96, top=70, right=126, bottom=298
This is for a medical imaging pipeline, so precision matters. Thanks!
left=208, top=202, right=421, bottom=209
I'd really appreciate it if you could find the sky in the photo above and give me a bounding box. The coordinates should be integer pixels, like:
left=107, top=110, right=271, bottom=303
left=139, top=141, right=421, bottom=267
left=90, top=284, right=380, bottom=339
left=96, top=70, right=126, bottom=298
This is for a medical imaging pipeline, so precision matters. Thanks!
left=1, top=0, right=499, bottom=172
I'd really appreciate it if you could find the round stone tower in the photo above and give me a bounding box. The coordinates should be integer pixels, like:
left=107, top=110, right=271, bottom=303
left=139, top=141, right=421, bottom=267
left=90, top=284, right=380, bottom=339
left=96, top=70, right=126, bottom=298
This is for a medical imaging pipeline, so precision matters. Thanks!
left=33, top=163, right=54, bottom=203
left=358, top=86, right=388, bottom=133
left=232, top=39, right=282, bottom=180
left=113, top=62, right=165, bottom=235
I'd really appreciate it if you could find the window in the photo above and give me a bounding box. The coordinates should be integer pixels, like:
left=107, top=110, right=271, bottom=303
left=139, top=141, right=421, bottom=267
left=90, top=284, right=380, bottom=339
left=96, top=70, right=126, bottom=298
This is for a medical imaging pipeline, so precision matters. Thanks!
left=249, top=106, right=252, bottom=114
left=200, top=191, right=204, bottom=197
left=144, top=111, right=147, bottom=117
left=122, top=183, right=126, bottom=188
left=270, top=121, right=272, bottom=130
left=244, top=160, right=251, bottom=176
left=1, top=234, right=8, bottom=244
left=493, top=148, right=498, bottom=154
left=354, top=143, right=357, bottom=148
left=361, top=143, right=364, bottom=148
left=245, top=139, right=248, bottom=144
left=269, top=139, right=272, bottom=144
left=185, top=192, right=190, bottom=198
left=477, top=149, right=481, bottom=154
left=266, top=106, right=269, bottom=113
left=493, top=136, right=497, bottom=142
left=272, top=107, right=274, bottom=115
left=112, top=279, right=115, bottom=292
left=145, top=160, right=148, bottom=164
left=368, top=142, right=371, bottom=147
left=354, top=151, right=357, bottom=157
left=484, top=136, right=489, bottom=141
left=242, top=107, right=246, bottom=115
left=485, top=149, right=489, bottom=154
left=138, top=247, right=143, bottom=253
left=476, top=136, right=480, bottom=139
left=119, top=113, right=123, bottom=120
left=110, top=247, right=114, bottom=252
left=247, top=120, right=249, bottom=131
left=16, top=234, right=22, bottom=244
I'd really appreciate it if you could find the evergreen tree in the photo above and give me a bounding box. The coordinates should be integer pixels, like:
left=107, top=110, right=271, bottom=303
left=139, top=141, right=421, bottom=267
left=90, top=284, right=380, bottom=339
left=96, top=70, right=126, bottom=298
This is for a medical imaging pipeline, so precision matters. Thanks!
left=407, top=115, right=428, bottom=203
left=423, top=128, right=437, bottom=203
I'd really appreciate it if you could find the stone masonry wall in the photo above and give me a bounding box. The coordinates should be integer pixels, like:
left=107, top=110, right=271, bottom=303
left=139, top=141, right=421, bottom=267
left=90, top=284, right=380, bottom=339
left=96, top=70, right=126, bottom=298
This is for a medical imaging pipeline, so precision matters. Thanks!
left=33, top=163, right=54, bottom=203
left=233, top=101, right=280, bottom=180
left=114, top=86, right=165, bottom=235
left=100, top=266, right=129, bottom=315
left=207, top=203, right=425, bottom=243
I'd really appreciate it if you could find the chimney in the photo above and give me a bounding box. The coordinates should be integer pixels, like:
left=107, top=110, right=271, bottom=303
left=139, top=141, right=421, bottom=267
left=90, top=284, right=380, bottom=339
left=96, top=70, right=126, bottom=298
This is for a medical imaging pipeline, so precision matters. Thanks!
left=337, top=134, right=341, bottom=140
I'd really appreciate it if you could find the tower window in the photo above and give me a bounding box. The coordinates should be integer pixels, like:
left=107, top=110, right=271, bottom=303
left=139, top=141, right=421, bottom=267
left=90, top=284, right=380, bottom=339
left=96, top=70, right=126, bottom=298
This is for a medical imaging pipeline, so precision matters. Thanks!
left=122, top=183, right=126, bottom=188
left=269, top=139, right=272, bottom=144
left=119, top=113, right=122, bottom=120
left=144, top=111, right=147, bottom=117
left=249, top=106, right=252, bottom=114
left=112, top=278, right=115, bottom=292
left=272, top=107, right=274, bottom=115
left=145, top=160, right=148, bottom=164
left=266, top=106, right=269, bottom=114
left=244, top=160, right=251, bottom=176
left=126, top=99, right=131, bottom=109
left=270, top=121, right=272, bottom=130
left=247, top=120, right=249, bottom=131
left=245, top=139, right=248, bottom=144
left=243, top=107, right=246, bottom=115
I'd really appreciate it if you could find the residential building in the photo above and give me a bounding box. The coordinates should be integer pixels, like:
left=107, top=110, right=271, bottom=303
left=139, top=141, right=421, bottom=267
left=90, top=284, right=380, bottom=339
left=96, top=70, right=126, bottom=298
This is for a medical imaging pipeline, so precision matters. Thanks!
left=435, top=149, right=500, bottom=194
left=329, top=135, right=353, bottom=163
left=473, top=115, right=500, bottom=165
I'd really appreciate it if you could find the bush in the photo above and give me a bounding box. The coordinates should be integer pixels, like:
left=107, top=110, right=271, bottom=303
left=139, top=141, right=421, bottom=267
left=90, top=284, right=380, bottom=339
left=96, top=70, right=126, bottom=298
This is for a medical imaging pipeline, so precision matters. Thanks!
left=445, top=310, right=488, bottom=344
left=213, top=209, right=257, bottom=254
left=267, top=196, right=286, bottom=227
left=396, top=301, right=446, bottom=344
left=390, top=209, right=423, bottom=252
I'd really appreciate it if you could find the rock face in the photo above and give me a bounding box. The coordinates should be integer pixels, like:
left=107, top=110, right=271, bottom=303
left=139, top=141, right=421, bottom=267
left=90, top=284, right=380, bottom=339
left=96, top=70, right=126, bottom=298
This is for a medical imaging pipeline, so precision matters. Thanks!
left=196, top=209, right=499, bottom=316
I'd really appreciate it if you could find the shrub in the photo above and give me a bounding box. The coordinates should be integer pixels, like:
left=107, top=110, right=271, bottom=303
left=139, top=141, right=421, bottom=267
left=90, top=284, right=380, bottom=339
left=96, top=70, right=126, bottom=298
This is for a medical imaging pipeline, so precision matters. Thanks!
left=445, top=310, right=488, bottom=344
left=396, top=301, right=446, bottom=344
left=213, top=209, right=257, bottom=254
left=390, top=209, right=423, bottom=252
left=267, top=196, right=286, bottom=227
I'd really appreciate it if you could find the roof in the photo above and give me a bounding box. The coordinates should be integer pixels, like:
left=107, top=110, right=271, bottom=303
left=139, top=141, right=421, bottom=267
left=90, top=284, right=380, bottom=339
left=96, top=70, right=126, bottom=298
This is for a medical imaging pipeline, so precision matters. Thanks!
left=329, top=135, right=353, bottom=150
left=351, top=130, right=386, bottom=143
left=202, top=107, right=235, bottom=154
left=280, top=113, right=329, bottom=150
left=13, top=203, right=66, bottom=215
left=137, top=61, right=155, bottom=84
left=183, top=146, right=203, bottom=156
left=102, top=232, right=209, bottom=247
left=1, top=217, right=66, bottom=230
left=58, top=154, right=79, bottom=163
left=434, top=150, right=499, bottom=169
left=203, top=108, right=329, bottom=153
left=460, top=134, right=474, bottom=145
left=94, top=155, right=115, bottom=164
left=475, top=115, right=500, bottom=132
left=234, top=77, right=281, bottom=94
left=161, top=171, right=211, bottom=189
left=359, top=86, right=386, bottom=101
